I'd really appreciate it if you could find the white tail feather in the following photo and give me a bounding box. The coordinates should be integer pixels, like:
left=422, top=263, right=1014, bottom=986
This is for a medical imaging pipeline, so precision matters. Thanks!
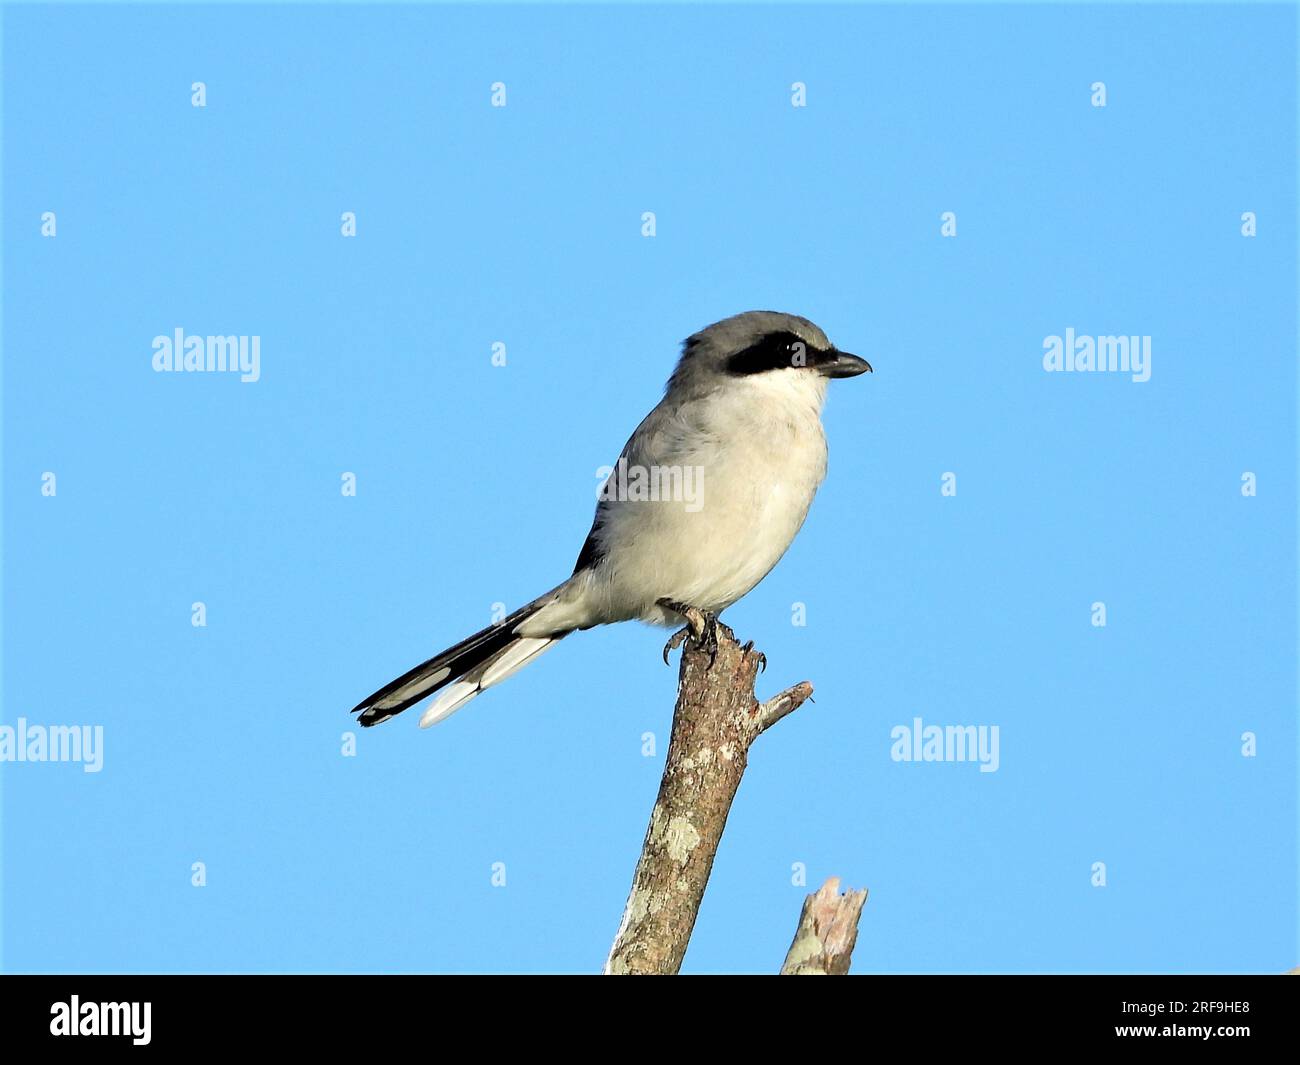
left=418, top=679, right=480, bottom=728
left=417, top=636, right=558, bottom=728
left=373, top=666, right=451, bottom=713
left=480, top=637, right=555, bottom=687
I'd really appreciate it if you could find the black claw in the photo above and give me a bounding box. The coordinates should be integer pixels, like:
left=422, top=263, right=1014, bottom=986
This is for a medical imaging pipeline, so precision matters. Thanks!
left=738, top=639, right=766, bottom=673
left=662, top=625, right=690, bottom=665
left=699, top=612, right=722, bottom=667
left=657, top=600, right=734, bottom=669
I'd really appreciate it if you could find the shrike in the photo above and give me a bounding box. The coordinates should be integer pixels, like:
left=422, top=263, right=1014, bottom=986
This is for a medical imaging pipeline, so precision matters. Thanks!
left=352, top=311, right=871, bottom=729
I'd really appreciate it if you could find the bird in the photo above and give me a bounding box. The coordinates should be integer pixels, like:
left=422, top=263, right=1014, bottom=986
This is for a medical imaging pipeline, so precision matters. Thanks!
left=351, top=310, right=871, bottom=729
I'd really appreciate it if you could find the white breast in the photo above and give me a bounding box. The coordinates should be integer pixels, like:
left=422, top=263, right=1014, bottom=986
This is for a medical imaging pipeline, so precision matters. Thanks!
left=574, top=370, right=830, bottom=626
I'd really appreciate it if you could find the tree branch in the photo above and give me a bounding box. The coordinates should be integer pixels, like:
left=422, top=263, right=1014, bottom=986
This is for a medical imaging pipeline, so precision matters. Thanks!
left=779, top=876, right=869, bottom=975
left=604, top=623, right=815, bottom=975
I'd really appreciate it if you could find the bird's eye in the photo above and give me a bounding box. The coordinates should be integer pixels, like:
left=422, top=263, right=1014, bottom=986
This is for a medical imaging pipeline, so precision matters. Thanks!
left=726, top=333, right=810, bottom=375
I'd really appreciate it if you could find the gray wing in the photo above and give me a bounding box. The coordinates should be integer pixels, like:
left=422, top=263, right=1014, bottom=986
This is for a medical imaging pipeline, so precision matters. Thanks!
left=570, top=393, right=712, bottom=574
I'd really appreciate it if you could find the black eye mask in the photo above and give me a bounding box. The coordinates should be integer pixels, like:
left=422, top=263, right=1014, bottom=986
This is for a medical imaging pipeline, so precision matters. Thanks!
left=725, top=331, right=834, bottom=375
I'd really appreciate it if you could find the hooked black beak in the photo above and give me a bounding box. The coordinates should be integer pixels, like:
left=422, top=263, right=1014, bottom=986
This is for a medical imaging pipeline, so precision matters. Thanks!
left=819, top=349, right=873, bottom=378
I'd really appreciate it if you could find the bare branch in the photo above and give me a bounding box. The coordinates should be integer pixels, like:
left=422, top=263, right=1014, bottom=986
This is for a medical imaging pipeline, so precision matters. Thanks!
left=604, top=623, right=813, bottom=975
left=780, top=876, right=869, bottom=975
left=757, top=680, right=814, bottom=734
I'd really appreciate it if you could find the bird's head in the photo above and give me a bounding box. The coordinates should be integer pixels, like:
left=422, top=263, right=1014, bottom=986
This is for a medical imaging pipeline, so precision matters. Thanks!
left=668, top=311, right=871, bottom=398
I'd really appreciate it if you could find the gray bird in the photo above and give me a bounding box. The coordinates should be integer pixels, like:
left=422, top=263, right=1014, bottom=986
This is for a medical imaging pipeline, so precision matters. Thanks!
left=352, top=311, right=871, bottom=728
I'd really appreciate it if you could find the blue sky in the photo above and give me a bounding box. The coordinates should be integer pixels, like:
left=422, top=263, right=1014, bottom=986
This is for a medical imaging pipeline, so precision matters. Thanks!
left=2, top=1, right=1295, bottom=973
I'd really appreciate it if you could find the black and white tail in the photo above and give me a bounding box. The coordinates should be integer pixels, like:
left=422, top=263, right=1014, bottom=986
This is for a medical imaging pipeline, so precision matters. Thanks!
left=351, top=589, right=569, bottom=728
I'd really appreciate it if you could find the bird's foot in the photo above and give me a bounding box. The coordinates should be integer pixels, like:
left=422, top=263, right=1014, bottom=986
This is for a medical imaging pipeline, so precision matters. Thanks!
left=659, top=598, right=705, bottom=664
left=696, top=612, right=724, bottom=667
left=740, top=640, right=767, bottom=674
left=658, top=599, right=728, bottom=667
left=662, top=625, right=690, bottom=665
